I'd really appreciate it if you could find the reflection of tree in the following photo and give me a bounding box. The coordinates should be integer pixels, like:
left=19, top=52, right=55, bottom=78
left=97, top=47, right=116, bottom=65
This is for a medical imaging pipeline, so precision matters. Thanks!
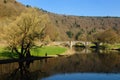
left=41, top=53, right=120, bottom=74
left=6, top=59, right=48, bottom=80
left=7, top=60, right=32, bottom=80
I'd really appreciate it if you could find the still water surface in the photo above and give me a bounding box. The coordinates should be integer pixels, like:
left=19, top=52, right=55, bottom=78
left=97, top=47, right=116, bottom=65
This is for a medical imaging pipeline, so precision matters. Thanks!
left=42, top=73, right=120, bottom=80
left=0, top=48, right=120, bottom=80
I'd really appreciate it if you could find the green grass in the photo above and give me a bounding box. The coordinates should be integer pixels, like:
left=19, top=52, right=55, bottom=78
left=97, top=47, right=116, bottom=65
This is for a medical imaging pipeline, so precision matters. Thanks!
left=100, top=43, right=120, bottom=50
left=0, top=47, right=18, bottom=59
left=0, top=46, right=67, bottom=59
left=31, top=46, right=67, bottom=56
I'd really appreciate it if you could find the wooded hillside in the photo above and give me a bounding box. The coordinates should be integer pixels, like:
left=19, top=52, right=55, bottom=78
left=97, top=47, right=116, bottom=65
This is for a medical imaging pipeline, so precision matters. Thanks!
left=0, top=0, right=120, bottom=41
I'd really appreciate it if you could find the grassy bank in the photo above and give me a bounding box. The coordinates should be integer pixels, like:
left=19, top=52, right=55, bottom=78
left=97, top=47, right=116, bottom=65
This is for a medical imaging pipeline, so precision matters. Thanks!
left=100, top=43, right=120, bottom=50
left=0, top=46, right=67, bottom=59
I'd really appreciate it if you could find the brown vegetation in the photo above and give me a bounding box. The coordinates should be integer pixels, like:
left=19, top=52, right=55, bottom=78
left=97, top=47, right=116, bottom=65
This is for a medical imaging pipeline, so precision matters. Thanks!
left=0, top=0, right=26, bottom=18
left=1, top=8, right=50, bottom=59
left=49, top=14, right=120, bottom=41
left=0, top=0, right=120, bottom=42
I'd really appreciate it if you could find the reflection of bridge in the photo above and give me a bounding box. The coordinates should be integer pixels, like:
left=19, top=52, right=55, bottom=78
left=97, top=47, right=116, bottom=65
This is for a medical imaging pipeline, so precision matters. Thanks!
left=52, top=41, right=91, bottom=48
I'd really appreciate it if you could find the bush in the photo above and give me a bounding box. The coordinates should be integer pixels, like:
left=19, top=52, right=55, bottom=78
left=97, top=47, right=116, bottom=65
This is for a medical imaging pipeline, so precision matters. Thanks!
left=4, top=0, right=7, bottom=3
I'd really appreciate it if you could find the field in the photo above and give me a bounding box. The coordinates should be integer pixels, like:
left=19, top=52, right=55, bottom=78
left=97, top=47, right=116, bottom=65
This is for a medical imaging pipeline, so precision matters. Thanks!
left=31, top=46, right=67, bottom=56
left=0, top=46, right=67, bottom=59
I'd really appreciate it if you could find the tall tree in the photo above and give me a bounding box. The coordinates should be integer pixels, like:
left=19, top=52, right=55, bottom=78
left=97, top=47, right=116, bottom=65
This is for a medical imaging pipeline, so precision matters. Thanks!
left=95, top=29, right=119, bottom=44
left=93, top=29, right=120, bottom=49
left=66, top=31, right=74, bottom=39
left=2, top=8, right=50, bottom=59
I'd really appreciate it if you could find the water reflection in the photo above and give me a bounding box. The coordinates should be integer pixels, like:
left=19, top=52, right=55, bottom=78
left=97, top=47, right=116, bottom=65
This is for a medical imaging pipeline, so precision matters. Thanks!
left=0, top=48, right=120, bottom=80
left=0, top=59, right=49, bottom=80
left=7, top=60, right=33, bottom=80
left=41, top=53, right=120, bottom=74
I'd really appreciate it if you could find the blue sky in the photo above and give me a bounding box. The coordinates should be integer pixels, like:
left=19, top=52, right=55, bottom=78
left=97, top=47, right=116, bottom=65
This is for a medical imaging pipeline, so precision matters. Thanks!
left=17, top=0, right=120, bottom=17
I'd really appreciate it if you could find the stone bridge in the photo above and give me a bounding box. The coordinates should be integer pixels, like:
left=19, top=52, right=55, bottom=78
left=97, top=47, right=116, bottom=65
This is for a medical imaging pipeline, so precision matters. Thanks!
left=52, top=41, right=91, bottom=48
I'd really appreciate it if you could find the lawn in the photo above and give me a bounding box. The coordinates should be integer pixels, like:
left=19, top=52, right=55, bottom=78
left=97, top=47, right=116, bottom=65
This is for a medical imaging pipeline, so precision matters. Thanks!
left=0, top=46, right=67, bottom=59
left=0, top=47, right=18, bottom=59
left=31, top=46, right=67, bottom=56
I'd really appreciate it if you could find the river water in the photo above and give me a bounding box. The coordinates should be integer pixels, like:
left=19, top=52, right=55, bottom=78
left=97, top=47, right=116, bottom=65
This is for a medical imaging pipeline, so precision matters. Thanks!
left=42, top=73, right=120, bottom=80
left=0, top=48, right=120, bottom=80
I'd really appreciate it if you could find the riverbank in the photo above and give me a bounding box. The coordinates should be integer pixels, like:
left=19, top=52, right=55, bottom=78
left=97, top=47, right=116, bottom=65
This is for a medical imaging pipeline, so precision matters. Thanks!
left=0, top=56, right=54, bottom=64
left=0, top=46, right=67, bottom=59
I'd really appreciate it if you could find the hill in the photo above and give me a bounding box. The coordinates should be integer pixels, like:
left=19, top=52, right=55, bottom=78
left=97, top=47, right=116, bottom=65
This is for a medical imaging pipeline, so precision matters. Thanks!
left=48, top=13, right=120, bottom=40
left=0, top=0, right=26, bottom=18
left=0, top=0, right=120, bottom=41
left=0, top=0, right=26, bottom=28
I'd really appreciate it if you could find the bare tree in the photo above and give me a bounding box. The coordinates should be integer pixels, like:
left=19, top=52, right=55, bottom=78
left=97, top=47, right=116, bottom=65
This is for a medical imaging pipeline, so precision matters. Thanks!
left=2, top=8, right=50, bottom=59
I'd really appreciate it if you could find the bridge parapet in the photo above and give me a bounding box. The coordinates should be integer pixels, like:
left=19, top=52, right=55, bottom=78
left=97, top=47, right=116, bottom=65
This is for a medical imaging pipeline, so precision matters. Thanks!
left=52, top=41, right=91, bottom=48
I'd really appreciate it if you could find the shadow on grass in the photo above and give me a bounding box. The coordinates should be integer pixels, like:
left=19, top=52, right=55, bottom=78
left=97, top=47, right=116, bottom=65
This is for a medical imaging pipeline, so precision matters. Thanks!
left=0, top=51, right=18, bottom=59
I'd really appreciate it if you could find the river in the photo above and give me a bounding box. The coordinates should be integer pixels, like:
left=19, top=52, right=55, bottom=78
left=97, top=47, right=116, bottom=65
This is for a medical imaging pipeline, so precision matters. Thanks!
left=0, top=48, right=120, bottom=80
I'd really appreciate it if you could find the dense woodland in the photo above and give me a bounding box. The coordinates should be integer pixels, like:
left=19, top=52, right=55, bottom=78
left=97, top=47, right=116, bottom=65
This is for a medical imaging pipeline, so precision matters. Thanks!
left=0, top=1, right=120, bottom=79
left=0, top=0, right=120, bottom=42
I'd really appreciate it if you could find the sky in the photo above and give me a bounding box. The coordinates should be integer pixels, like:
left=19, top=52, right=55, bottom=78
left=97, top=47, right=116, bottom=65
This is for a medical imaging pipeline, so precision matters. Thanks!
left=17, top=0, right=120, bottom=17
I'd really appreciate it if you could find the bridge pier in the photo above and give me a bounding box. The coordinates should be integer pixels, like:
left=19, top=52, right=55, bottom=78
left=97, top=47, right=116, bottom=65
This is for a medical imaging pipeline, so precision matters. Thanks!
left=84, top=42, right=89, bottom=48
left=70, top=41, right=73, bottom=49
